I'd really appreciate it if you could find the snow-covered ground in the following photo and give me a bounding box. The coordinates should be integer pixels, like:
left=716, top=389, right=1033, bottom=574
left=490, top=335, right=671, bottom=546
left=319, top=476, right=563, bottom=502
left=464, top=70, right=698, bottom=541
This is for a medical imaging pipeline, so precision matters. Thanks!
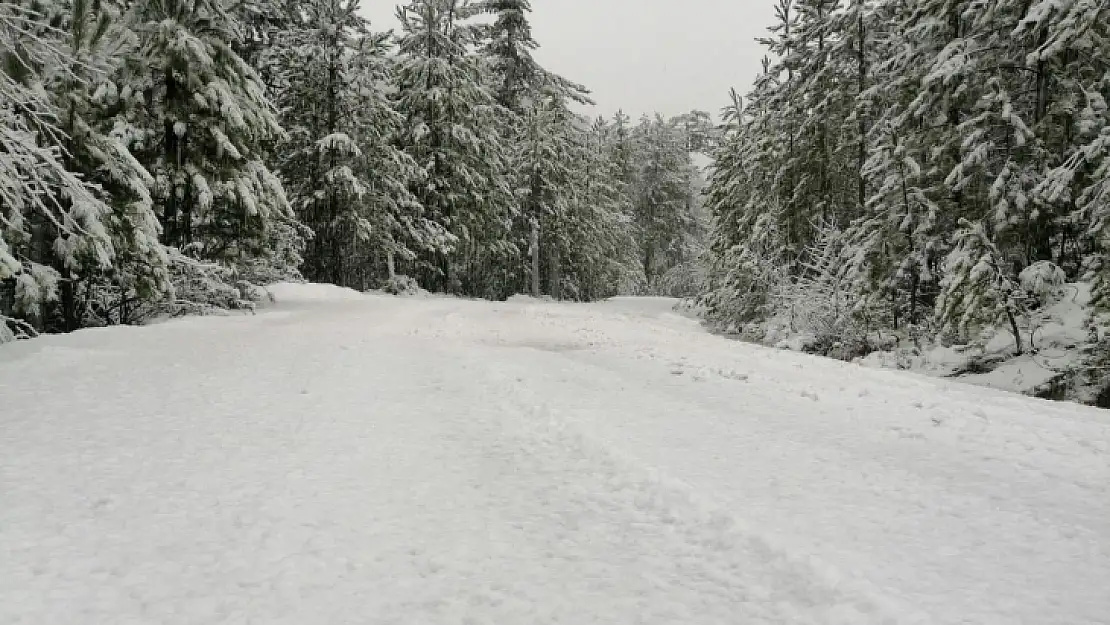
left=858, top=282, right=1099, bottom=400
left=2, top=284, right=1108, bottom=624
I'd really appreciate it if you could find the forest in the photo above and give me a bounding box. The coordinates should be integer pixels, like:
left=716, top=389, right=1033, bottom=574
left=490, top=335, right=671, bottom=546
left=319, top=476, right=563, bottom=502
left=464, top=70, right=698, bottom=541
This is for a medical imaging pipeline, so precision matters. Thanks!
left=4, top=0, right=1109, bottom=405
left=1, top=0, right=711, bottom=340
left=700, top=0, right=1110, bottom=406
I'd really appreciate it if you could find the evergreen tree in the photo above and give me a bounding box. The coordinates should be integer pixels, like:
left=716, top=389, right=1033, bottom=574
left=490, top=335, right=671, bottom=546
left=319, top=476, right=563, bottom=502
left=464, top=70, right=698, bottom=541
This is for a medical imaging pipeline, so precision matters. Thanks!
left=702, top=0, right=1110, bottom=402
left=634, top=114, right=700, bottom=288
left=394, top=0, right=514, bottom=295
left=123, top=0, right=302, bottom=306
left=48, top=0, right=171, bottom=328
left=936, top=219, right=1027, bottom=353
left=1022, top=0, right=1110, bottom=306
left=474, top=0, right=535, bottom=112
left=474, top=0, right=590, bottom=298
left=269, top=0, right=447, bottom=290
left=566, top=116, right=643, bottom=299
left=1, top=0, right=115, bottom=339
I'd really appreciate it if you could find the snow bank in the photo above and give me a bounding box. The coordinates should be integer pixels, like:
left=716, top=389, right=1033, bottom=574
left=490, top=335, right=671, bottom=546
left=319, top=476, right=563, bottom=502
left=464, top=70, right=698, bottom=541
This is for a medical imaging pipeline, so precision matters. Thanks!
left=506, top=294, right=556, bottom=304
left=264, top=281, right=367, bottom=303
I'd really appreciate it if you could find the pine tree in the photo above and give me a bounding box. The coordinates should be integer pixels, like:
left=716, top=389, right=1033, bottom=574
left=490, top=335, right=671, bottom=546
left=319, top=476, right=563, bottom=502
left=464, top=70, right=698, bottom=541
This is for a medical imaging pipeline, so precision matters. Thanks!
left=566, top=116, right=643, bottom=299
left=47, top=0, right=171, bottom=328
left=233, top=0, right=293, bottom=67
left=840, top=0, right=942, bottom=330
left=269, top=0, right=448, bottom=290
left=1022, top=0, right=1110, bottom=306
left=610, top=109, right=639, bottom=194
left=267, top=0, right=368, bottom=285
left=701, top=0, right=1110, bottom=404
left=123, top=0, right=302, bottom=308
left=634, top=114, right=699, bottom=289
left=936, top=219, right=1028, bottom=354
left=473, top=0, right=591, bottom=298
left=1, top=0, right=115, bottom=339
left=474, top=0, right=535, bottom=112
left=394, top=0, right=513, bottom=295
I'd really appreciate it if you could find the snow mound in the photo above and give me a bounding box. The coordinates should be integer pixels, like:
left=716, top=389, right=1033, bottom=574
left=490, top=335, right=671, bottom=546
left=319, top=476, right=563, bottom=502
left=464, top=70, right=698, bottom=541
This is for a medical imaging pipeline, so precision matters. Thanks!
left=506, top=294, right=555, bottom=304
left=264, top=282, right=367, bottom=303
left=600, top=296, right=683, bottom=315
left=380, top=275, right=420, bottom=297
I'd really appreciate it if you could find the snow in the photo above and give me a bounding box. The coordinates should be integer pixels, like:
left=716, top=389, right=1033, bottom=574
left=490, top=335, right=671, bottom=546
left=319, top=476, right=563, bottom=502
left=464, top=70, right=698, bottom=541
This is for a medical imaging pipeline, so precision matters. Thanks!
left=2, top=285, right=1108, bottom=624
left=263, top=280, right=367, bottom=302
left=859, top=282, right=1095, bottom=397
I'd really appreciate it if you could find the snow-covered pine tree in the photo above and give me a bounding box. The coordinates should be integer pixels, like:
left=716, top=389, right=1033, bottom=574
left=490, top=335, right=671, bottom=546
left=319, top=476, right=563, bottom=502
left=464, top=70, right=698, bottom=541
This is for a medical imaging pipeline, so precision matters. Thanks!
left=758, top=0, right=809, bottom=270
left=1, top=0, right=116, bottom=339
left=473, top=0, right=591, bottom=112
left=473, top=0, right=592, bottom=298
left=786, top=0, right=843, bottom=230
left=895, top=0, right=1104, bottom=340
left=776, top=0, right=876, bottom=263
left=1021, top=0, right=1110, bottom=298
left=232, top=0, right=293, bottom=67
left=474, top=0, right=539, bottom=296
left=675, top=110, right=716, bottom=153
left=702, top=76, right=788, bottom=328
left=936, top=219, right=1029, bottom=354
left=45, top=0, right=171, bottom=328
left=697, top=0, right=1109, bottom=402
left=473, top=0, right=535, bottom=112
left=563, top=115, right=643, bottom=299
left=701, top=0, right=826, bottom=315
left=704, top=0, right=889, bottom=332
left=394, top=0, right=514, bottom=296
left=519, top=89, right=574, bottom=298
left=839, top=0, right=943, bottom=331
left=1018, top=0, right=1110, bottom=401
left=515, top=88, right=643, bottom=301
left=267, top=0, right=370, bottom=286
left=122, top=0, right=303, bottom=310
left=268, top=0, right=449, bottom=290
left=610, top=109, right=639, bottom=193
left=657, top=117, right=713, bottom=299
left=633, top=114, right=700, bottom=290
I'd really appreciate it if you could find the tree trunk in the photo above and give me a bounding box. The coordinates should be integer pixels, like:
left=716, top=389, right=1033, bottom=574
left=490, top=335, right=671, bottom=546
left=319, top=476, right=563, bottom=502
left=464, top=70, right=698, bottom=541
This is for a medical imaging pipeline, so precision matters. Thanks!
left=530, top=221, right=541, bottom=297
left=59, top=280, right=79, bottom=332
left=550, top=244, right=561, bottom=301
left=856, top=9, right=868, bottom=217
left=163, top=69, right=180, bottom=247
left=1007, top=306, right=1024, bottom=356
left=909, top=271, right=920, bottom=326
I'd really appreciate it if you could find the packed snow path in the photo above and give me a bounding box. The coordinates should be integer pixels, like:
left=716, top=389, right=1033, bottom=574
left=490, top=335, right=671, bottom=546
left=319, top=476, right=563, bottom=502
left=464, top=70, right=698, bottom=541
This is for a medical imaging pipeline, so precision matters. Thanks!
left=2, top=285, right=1108, bottom=625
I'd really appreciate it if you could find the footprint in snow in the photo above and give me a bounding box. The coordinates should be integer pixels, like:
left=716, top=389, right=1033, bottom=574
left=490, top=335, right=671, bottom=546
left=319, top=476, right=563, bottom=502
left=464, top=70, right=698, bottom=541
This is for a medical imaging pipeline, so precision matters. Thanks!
left=717, top=368, right=750, bottom=382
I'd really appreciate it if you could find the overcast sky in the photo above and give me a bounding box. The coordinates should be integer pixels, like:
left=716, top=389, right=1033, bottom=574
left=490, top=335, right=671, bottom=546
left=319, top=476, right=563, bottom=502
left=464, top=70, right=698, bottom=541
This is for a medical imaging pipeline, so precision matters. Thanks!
left=359, top=1, right=775, bottom=121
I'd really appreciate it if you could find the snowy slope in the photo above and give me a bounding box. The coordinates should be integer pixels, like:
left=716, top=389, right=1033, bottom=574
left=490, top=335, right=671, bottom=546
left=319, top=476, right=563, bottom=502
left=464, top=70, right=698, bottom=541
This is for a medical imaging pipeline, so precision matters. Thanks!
left=2, top=284, right=1108, bottom=625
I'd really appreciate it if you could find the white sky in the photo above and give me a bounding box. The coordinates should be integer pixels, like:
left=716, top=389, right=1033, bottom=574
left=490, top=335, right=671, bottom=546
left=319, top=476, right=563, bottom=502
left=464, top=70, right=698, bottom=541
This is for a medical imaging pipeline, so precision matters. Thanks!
left=359, top=0, right=775, bottom=121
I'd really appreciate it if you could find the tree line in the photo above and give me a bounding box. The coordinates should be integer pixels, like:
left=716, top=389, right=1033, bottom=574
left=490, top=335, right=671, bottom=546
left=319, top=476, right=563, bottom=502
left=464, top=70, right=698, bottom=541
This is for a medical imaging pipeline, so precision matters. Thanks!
left=1, top=0, right=709, bottom=341
left=701, top=0, right=1109, bottom=403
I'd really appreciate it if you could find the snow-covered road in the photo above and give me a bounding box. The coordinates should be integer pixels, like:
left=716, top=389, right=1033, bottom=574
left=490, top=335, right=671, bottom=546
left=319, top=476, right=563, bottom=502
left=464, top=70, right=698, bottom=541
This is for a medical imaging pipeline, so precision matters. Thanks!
left=2, top=284, right=1108, bottom=624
